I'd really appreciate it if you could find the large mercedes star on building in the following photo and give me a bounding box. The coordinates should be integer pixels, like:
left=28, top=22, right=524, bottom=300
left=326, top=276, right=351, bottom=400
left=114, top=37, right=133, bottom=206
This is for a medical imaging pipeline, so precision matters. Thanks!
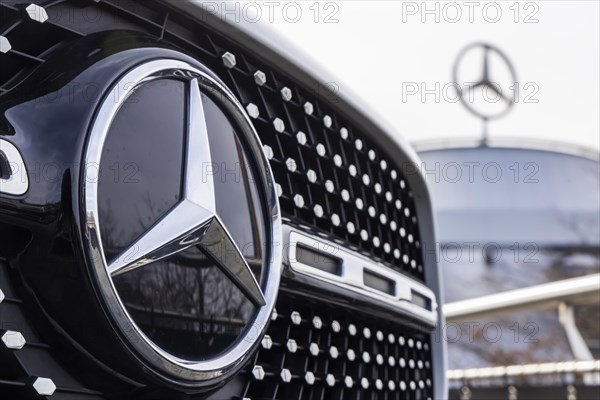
left=0, top=1, right=445, bottom=399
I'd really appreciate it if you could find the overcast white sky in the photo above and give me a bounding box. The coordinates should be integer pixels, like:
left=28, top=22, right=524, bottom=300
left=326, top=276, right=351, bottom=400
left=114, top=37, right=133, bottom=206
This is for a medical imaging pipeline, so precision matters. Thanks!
left=236, top=1, right=599, bottom=151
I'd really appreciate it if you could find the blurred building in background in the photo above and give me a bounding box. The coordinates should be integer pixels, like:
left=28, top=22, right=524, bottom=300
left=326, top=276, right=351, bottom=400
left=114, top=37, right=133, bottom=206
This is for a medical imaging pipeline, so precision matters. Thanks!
left=415, top=138, right=600, bottom=399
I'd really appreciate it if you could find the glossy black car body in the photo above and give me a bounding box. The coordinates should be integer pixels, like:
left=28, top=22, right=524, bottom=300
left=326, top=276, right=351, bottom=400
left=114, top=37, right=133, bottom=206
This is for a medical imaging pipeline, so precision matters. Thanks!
left=0, top=1, right=446, bottom=399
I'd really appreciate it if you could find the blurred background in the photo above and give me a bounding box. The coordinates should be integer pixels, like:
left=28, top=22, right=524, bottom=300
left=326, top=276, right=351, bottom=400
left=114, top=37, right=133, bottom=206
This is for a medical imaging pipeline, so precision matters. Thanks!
left=234, top=1, right=600, bottom=398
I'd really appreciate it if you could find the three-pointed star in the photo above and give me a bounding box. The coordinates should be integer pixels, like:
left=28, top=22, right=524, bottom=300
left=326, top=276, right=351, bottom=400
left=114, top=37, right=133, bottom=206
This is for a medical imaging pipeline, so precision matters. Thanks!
left=468, top=45, right=511, bottom=104
left=106, top=78, right=266, bottom=307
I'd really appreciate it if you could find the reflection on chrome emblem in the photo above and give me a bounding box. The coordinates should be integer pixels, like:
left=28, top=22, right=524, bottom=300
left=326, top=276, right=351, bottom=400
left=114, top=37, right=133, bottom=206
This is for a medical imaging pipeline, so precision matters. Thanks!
left=80, top=59, right=281, bottom=385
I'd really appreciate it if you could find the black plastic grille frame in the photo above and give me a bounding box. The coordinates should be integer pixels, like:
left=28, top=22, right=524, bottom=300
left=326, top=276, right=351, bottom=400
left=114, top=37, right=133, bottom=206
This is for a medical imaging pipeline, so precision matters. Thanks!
left=0, top=0, right=425, bottom=282
left=223, top=294, right=434, bottom=400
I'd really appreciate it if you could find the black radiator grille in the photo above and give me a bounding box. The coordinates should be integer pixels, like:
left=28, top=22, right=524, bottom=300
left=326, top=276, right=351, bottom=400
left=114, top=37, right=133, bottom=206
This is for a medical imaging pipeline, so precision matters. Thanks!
left=222, top=294, right=434, bottom=400
left=0, top=0, right=425, bottom=282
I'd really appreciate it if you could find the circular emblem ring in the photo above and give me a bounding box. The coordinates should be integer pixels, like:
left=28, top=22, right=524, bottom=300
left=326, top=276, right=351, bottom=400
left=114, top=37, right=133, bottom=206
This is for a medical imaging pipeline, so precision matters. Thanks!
left=80, top=59, right=282, bottom=385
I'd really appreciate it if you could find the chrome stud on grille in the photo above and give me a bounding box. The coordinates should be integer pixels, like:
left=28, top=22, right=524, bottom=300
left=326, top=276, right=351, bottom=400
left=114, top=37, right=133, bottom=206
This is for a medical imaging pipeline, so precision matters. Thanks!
left=290, top=311, right=302, bottom=325
left=275, top=183, right=283, bottom=198
left=362, top=352, right=371, bottom=363
left=363, top=327, right=372, bottom=339
left=293, top=194, right=304, bottom=208
left=341, top=189, right=350, bottom=202
left=355, top=198, right=364, bottom=210
left=252, top=366, right=265, bottom=381
left=331, top=213, right=340, bottom=227
left=374, top=183, right=382, bottom=193
left=348, top=324, right=357, bottom=336
left=271, top=308, right=278, bottom=321
left=262, top=145, right=274, bottom=160
left=306, top=169, right=317, bottom=183
left=261, top=335, right=273, bottom=350
left=1, top=330, right=26, bottom=350
left=286, top=339, right=298, bottom=353
left=0, top=289, right=4, bottom=303
left=385, top=191, right=393, bottom=202
left=221, top=52, right=236, bottom=68
left=360, top=229, right=368, bottom=241
left=273, top=118, right=285, bottom=133
left=303, top=101, right=314, bottom=115
left=384, top=243, right=391, bottom=254
left=376, top=354, right=384, bottom=365
left=388, top=356, right=396, bottom=367
left=346, top=349, right=356, bottom=361
left=361, top=377, right=370, bottom=389
left=0, top=36, right=11, bottom=53
left=348, top=164, right=357, bottom=176
left=246, top=103, right=259, bottom=119
left=368, top=206, right=376, bottom=218
left=313, top=204, right=324, bottom=218
left=312, top=316, right=323, bottom=329
left=376, top=330, right=384, bottom=341
left=388, top=333, right=395, bottom=344
left=372, top=237, right=380, bottom=249
left=309, top=343, right=320, bottom=356
left=316, top=143, right=326, bottom=157
left=390, top=220, right=398, bottom=231
left=375, top=379, right=383, bottom=390
left=325, top=180, right=335, bottom=193
left=25, top=4, right=49, bottom=23
left=285, top=158, right=297, bottom=172
left=388, top=380, right=397, bottom=391
left=333, top=154, right=343, bottom=167
left=391, top=169, right=398, bottom=180
left=254, top=70, right=267, bottom=86
left=296, top=131, right=307, bottom=145
left=280, top=369, right=292, bottom=383
left=340, top=127, right=349, bottom=139
left=346, top=222, right=356, bottom=234
left=380, top=159, right=388, bottom=171
left=400, top=381, right=407, bottom=391
left=355, top=139, right=363, bottom=151
left=305, top=371, right=315, bottom=385
left=380, top=214, right=387, bottom=224
left=331, top=320, right=341, bottom=333
left=280, top=87, right=292, bottom=102
left=31, top=377, right=56, bottom=396
left=362, top=174, right=370, bottom=186
left=325, top=374, right=335, bottom=387
left=323, top=115, right=332, bottom=128
left=344, top=376, right=354, bottom=388
left=329, top=346, right=339, bottom=359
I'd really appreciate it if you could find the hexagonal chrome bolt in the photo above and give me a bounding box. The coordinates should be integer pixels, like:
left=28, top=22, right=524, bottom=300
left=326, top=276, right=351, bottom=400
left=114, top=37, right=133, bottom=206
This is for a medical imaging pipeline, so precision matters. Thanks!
left=313, top=204, right=324, bottom=218
left=305, top=371, right=315, bottom=385
left=286, top=339, right=298, bottom=353
left=252, top=365, right=265, bottom=380
left=261, top=335, right=273, bottom=350
left=306, top=169, right=317, bottom=183
left=339, top=127, right=349, bottom=140
left=263, top=144, right=274, bottom=160
left=346, top=349, right=356, bottom=361
left=315, top=143, right=326, bottom=157
left=285, top=158, right=297, bottom=172
left=221, top=52, right=236, bottom=69
left=31, top=377, right=56, bottom=396
left=331, top=320, right=341, bottom=333
left=290, top=311, right=302, bottom=325
left=0, top=289, right=5, bottom=303
left=329, top=346, right=339, bottom=359
left=344, top=376, right=354, bottom=388
left=309, top=343, right=320, bottom=356
left=293, top=194, right=304, bottom=208
left=1, top=330, right=26, bottom=350
left=296, top=130, right=307, bottom=145
left=324, top=180, right=335, bottom=193
left=254, top=70, right=267, bottom=86
left=312, top=316, right=323, bottom=329
left=361, top=377, right=370, bottom=390
left=246, top=103, right=259, bottom=119
left=362, top=352, right=371, bottom=363
left=271, top=308, right=278, bottom=321
left=355, top=139, right=363, bottom=151
left=330, top=213, right=340, bottom=227
left=325, top=374, right=335, bottom=387
left=323, top=115, right=332, bottom=128
left=275, top=183, right=283, bottom=198
left=272, top=117, right=285, bottom=133
left=280, top=368, right=292, bottom=383
left=280, top=86, right=292, bottom=102
left=25, top=4, right=48, bottom=23
left=0, top=36, right=12, bottom=53
left=303, top=101, right=313, bottom=115
left=333, top=154, right=343, bottom=167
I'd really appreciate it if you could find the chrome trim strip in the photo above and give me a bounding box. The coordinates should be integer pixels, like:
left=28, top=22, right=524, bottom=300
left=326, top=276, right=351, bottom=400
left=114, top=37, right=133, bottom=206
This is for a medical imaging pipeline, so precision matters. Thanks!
left=284, top=227, right=438, bottom=329
left=0, top=139, right=28, bottom=195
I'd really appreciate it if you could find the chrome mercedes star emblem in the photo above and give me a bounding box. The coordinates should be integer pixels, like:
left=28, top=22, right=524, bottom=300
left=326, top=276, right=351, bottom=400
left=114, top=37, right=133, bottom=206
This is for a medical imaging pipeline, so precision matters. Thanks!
left=453, top=42, right=518, bottom=121
left=107, top=78, right=265, bottom=306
